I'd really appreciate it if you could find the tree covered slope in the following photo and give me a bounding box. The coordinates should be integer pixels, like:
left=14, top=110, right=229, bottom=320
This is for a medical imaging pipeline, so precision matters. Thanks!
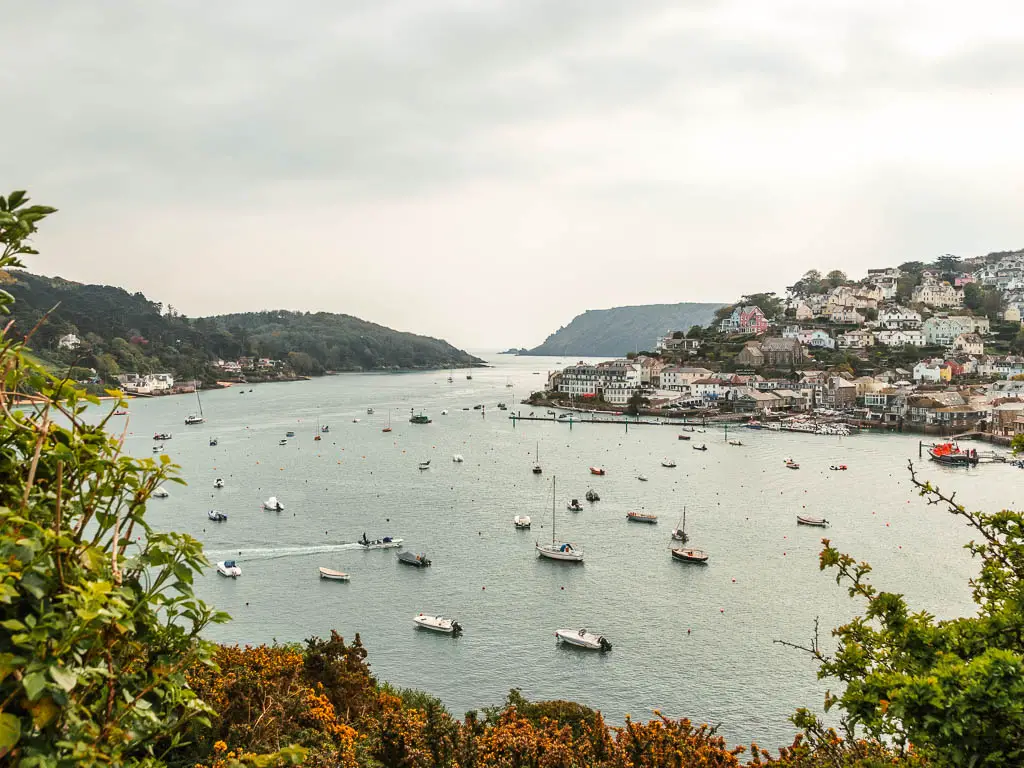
left=527, top=302, right=726, bottom=357
left=2, top=270, right=482, bottom=375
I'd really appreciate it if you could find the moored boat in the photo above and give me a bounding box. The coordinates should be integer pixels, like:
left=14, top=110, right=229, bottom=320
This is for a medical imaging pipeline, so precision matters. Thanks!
left=398, top=551, right=431, bottom=568
left=830, top=464, right=848, bottom=471
left=728, top=439, right=743, bottom=446
left=555, top=628, right=611, bottom=651
left=414, top=614, right=462, bottom=634
left=785, top=460, right=800, bottom=470
left=418, top=460, right=431, bottom=470
left=410, top=412, right=431, bottom=424
left=797, top=515, right=829, bottom=527
left=536, top=476, right=584, bottom=562
left=637, top=474, right=648, bottom=482
left=213, top=478, right=224, bottom=488
left=589, top=466, right=606, bottom=475
left=208, top=510, right=227, bottom=522
left=209, top=437, right=218, bottom=446
left=216, top=560, right=241, bottom=577
left=286, top=431, right=295, bottom=437
left=678, top=434, right=691, bottom=440
left=626, top=511, right=658, bottom=524
left=279, top=438, right=288, bottom=446
left=452, top=454, right=465, bottom=463
left=661, top=458, right=676, bottom=468
left=263, top=496, right=284, bottom=511
left=513, top=515, right=532, bottom=529
left=153, top=432, right=172, bottom=440
left=671, top=510, right=689, bottom=542
left=692, top=444, right=707, bottom=451
left=585, top=489, right=599, bottom=502
left=567, top=499, right=583, bottom=512
left=152, top=487, right=169, bottom=498
left=318, top=567, right=350, bottom=581
left=928, top=442, right=979, bottom=466
left=671, top=547, right=709, bottom=564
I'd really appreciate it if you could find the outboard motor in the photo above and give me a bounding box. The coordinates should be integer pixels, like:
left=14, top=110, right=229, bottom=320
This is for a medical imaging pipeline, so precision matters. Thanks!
left=599, top=636, right=612, bottom=652
left=452, top=621, right=463, bottom=635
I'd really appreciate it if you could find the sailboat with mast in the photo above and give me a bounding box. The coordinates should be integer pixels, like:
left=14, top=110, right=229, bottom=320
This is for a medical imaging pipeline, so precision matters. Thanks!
left=382, top=411, right=392, bottom=433
left=671, top=508, right=689, bottom=542
left=314, top=415, right=322, bottom=441
left=532, top=442, right=542, bottom=474
left=184, top=384, right=205, bottom=425
left=536, top=476, right=584, bottom=562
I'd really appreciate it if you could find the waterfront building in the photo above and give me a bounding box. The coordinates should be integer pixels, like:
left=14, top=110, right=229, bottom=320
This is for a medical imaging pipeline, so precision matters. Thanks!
left=556, top=360, right=642, bottom=403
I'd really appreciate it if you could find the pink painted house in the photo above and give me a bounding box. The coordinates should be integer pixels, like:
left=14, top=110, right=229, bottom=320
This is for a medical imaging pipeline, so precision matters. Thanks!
left=718, top=305, right=769, bottom=335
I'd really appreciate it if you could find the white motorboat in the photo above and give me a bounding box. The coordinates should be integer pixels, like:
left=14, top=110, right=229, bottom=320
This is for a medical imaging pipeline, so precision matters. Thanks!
left=536, top=477, right=584, bottom=562
left=452, top=454, right=464, bottom=463
left=797, top=515, right=829, bottom=527
left=367, top=407, right=374, bottom=414
left=213, top=478, right=224, bottom=488
left=567, top=499, right=583, bottom=512
left=661, top=459, right=676, bottom=468
left=728, top=439, right=743, bottom=446
left=279, top=438, right=288, bottom=446
left=152, top=444, right=164, bottom=453
left=357, top=535, right=403, bottom=549
left=263, top=496, right=284, bottom=511
left=352, top=418, right=361, bottom=423
left=413, top=614, right=462, bottom=634
left=441, top=409, right=448, bottom=415
left=208, top=510, right=227, bottom=522
left=318, top=567, right=350, bottom=581
left=638, top=474, right=648, bottom=482
left=513, top=515, right=532, bottom=529
left=216, top=560, right=241, bottom=577
left=555, top=628, right=611, bottom=651
left=418, top=460, right=431, bottom=470
left=152, top=487, right=169, bottom=498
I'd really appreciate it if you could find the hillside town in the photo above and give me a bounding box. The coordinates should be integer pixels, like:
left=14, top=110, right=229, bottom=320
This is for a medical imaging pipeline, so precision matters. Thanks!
left=539, top=252, right=1024, bottom=439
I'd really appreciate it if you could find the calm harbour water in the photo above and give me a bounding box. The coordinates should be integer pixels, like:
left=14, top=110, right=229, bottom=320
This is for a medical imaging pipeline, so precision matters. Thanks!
left=124, top=354, right=1016, bottom=748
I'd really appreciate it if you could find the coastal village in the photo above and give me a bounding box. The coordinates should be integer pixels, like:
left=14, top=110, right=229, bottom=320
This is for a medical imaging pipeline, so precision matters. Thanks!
left=540, top=252, right=1024, bottom=440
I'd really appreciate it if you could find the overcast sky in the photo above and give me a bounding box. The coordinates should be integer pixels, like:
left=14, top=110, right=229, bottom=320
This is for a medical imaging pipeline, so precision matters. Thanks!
left=3, top=1, right=1023, bottom=350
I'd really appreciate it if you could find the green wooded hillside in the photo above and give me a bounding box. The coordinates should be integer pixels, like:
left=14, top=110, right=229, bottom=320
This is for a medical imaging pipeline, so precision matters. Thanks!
left=2, top=270, right=482, bottom=379
left=527, top=302, right=726, bottom=356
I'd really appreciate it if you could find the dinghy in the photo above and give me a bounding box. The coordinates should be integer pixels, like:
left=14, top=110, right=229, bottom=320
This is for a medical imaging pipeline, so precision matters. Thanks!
left=398, top=551, right=431, bottom=568
left=318, top=567, right=350, bottom=581
left=207, top=510, right=227, bottom=522
left=513, top=515, right=532, bottom=529
left=797, top=515, right=829, bottom=527
left=263, top=496, right=284, bottom=511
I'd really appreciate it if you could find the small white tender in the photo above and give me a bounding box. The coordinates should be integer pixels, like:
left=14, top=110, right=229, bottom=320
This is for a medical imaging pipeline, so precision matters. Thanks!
left=555, top=628, right=611, bottom=651
left=213, top=478, right=224, bottom=488
left=513, top=515, right=532, bottom=529
left=413, top=614, right=462, bottom=634
left=263, top=496, right=284, bottom=511
left=152, top=487, right=170, bottom=498
left=216, top=560, right=241, bottom=577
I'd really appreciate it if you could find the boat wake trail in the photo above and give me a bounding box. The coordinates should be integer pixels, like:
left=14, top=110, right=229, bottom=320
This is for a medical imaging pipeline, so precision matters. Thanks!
left=205, top=543, right=363, bottom=561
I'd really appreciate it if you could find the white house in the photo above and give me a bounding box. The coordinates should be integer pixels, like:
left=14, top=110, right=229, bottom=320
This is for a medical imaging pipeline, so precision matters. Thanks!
left=952, top=333, right=984, bottom=356
left=556, top=360, right=642, bottom=402
left=978, top=357, right=1024, bottom=379
left=782, top=326, right=835, bottom=349
left=866, top=268, right=901, bottom=299
left=116, top=373, right=174, bottom=394
left=659, top=366, right=714, bottom=390
left=874, top=329, right=925, bottom=347
left=58, top=333, right=81, bottom=350
left=913, top=362, right=943, bottom=383
left=878, top=307, right=922, bottom=329
left=691, top=378, right=730, bottom=400
left=923, top=316, right=989, bottom=346
left=837, top=329, right=874, bottom=349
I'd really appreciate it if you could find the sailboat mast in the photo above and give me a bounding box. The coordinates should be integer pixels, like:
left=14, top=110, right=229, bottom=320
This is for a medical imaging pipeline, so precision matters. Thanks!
left=551, top=476, right=556, bottom=544
left=196, top=386, right=203, bottom=418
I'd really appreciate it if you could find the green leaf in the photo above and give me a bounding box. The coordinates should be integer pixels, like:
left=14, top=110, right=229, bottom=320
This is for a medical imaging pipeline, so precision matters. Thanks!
left=0, top=620, right=26, bottom=632
left=0, top=712, right=20, bottom=752
left=22, top=671, right=46, bottom=701
left=49, top=665, right=77, bottom=692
